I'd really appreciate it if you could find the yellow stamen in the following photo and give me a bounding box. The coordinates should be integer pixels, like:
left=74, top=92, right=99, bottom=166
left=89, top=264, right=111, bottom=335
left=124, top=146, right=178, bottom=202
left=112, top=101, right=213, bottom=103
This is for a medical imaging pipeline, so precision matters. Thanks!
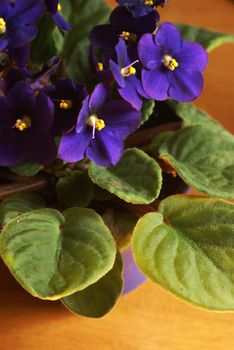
left=57, top=3, right=62, bottom=12
left=14, top=116, right=31, bottom=132
left=0, top=18, right=6, bottom=34
left=163, top=55, right=179, bottom=71
left=88, top=115, right=105, bottom=139
left=121, top=66, right=136, bottom=77
left=97, top=62, right=104, bottom=72
left=120, top=31, right=137, bottom=43
left=144, top=0, right=154, bottom=5
left=59, top=99, right=73, bottom=109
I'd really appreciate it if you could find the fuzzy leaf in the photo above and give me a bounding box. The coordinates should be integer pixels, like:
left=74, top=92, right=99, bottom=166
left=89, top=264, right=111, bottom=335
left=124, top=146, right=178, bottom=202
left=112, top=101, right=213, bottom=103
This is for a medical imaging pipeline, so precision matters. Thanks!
left=173, top=102, right=225, bottom=132
left=56, top=171, right=94, bottom=207
left=177, top=23, right=234, bottom=52
left=133, top=196, right=234, bottom=311
left=0, top=208, right=116, bottom=300
left=10, top=160, right=42, bottom=177
left=103, top=209, right=138, bottom=250
left=159, top=125, right=234, bottom=198
left=0, top=193, right=45, bottom=226
left=140, top=99, right=155, bottom=126
left=89, top=148, right=162, bottom=204
left=62, top=251, right=123, bottom=318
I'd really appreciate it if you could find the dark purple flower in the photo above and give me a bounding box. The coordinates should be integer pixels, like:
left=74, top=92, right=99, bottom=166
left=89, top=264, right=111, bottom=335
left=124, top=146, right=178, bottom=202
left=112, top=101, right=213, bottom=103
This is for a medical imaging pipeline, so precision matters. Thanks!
left=45, top=0, right=71, bottom=32
left=43, top=78, right=87, bottom=135
left=89, top=6, right=159, bottom=49
left=110, top=39, right=149, bottom=110
left=116, top=0, right=167, bottom=17
left=0, top=80, right=57, bottom=166
left=138, top=22, right=208, bottom=102
left=59, top=83, right=141, bottom=167
left=0, top=0, right=44, bottom=51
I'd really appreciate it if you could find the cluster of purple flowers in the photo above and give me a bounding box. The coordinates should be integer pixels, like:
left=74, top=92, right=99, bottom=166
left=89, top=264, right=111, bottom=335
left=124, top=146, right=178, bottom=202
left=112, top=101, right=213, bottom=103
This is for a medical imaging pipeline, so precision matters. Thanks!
left=0, top=0, right=208, bottom=168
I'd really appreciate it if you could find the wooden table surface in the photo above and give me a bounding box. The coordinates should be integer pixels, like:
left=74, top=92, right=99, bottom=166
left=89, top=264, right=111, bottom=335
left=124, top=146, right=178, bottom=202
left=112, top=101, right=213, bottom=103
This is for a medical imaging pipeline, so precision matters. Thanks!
left=0, top=0, right=234, bottom=349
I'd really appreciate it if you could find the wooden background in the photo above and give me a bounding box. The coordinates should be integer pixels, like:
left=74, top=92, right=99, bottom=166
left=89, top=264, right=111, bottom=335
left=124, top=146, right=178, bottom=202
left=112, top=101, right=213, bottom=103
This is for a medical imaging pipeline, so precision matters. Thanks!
left=0, top=0, right=234, bottom=349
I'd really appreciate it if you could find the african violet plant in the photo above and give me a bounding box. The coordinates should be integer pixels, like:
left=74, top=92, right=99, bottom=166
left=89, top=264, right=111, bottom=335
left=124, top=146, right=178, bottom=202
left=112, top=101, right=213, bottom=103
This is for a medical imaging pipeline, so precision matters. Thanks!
left=0, top=0, right=234, bottom=318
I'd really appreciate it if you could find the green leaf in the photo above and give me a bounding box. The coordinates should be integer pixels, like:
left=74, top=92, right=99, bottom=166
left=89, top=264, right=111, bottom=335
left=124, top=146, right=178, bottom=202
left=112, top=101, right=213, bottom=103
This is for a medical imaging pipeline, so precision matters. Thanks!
left=56, top=0, right=111, bottom=83
left=176, top=23, right=234, bottom=52
left=62, top=251, right=123, bottom=318
left=31, top=15, right=57, bottom=64
left=159, top=125, right=234, bottom=198
left=103, top=209, right=138, bottom=250
left=140, top=99, right=155, bottom=126
left=149, top=131, right=175, bottom=158
left=0, top=193, right=45, bottom=226
left=132, top=196, right=234, bottom=311
left=0, top=208, right=116, bottom=300
left=173, top=102, right=226, bottom=132
left=56, top=171, right=94, bottom=207
left=89, top=148, right=162, bottom=204
left=10, top=160, right=42, bottom=177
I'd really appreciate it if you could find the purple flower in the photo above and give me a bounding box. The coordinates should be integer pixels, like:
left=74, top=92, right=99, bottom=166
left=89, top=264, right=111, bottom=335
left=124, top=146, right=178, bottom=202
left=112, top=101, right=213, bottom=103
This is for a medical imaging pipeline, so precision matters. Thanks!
left=89, top=6, right=159, bottom=49
left=116, top=0, right=166, bottom=18
left=0, top=0, right=44, bottom=51
left=110, top=39, right=149, bottom=110
left=138, top=22, right=208, bottom=102
left=0, top=81, right=57, bottom=166
left=45, top=0, right=71, bottom=32
left=59, top=83, right=141, bottom=167
left=43, top=78, right=87, bottom=135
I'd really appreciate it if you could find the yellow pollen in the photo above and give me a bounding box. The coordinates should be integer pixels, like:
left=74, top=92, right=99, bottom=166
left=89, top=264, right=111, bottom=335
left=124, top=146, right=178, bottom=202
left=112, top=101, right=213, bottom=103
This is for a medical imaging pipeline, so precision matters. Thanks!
left=119, top=31, right=137, bottom=43
left=97, top=62, right=104, bottom=72
left=88, top=115, right=105, bottom=139
left=14, top=116, right=31, bottom=132
left=163, top=55, right=179, bottom=71
left=59, top=99, right=73, bottom=109
left=0, top=18, right=6, bottom=34
left=144, top=0, right=154, bottom=5
left=121, top=66, right=136, bottom=77
left=57, top=3, right=62, bottom=12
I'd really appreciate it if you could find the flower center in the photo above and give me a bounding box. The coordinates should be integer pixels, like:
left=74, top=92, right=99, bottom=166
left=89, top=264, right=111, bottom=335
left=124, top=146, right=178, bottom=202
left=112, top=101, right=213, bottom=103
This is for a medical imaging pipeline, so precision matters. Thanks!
left=57, top=3, right=62, bottom=12
left=97, top=62, right=104, bottom=72
left=119, top=31, right=137, bottom=43
left=59, top=99, right=73, bottom=109
left=88, top=115, right=105, bottom=139
left=143, top=0, right=154, bottom=5
left=14, top=116, right=32, bottom=132
left=0, top=18, right=6, bottom=34
left=163, top=55, right=179, bottom=71
left=120, top=60, right=139, bottom=78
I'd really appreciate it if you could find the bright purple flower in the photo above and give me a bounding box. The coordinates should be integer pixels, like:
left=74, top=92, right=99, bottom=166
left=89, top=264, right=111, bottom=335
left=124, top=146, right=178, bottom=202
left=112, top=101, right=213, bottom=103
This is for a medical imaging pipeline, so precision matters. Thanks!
left=110, top=39, right=149, bottom=110
left=43, top=78, right=87, bottom=135
left=0, top=81, right=57, bottom=166
left=89, top=6, right=159, bottom=49
left=0, top=0, right=44, bottom=51
left=45, top=0, right=71, bottom=32
left=59, top=83, right=141, bottom=167
left=116, top=0, right=167, bottom=18
left=138, top=22, right=208, bottom=102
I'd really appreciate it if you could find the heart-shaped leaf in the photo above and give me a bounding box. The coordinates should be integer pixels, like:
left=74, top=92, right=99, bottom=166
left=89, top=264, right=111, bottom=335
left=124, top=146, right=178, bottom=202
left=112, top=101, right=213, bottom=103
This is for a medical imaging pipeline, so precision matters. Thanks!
left=10, top=160, right=42, bottom=177
left=56, top=171, right=94, bottom=207
left=176, top=23, right=234, bottom=51
left=0, top=193, right=45, bottom=226
left=140, top=99, right=155, bottom=126
left=103, top=209, right=138, bottom=250
left=62, top=251, right=123, bottom=318
left=159, top=125, right=234, bottom=198
left=0, top=208, right=116, bottom=300
left=89, top=148, right=162, bottom=204
left=133, top=196, right=234, bottom=311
